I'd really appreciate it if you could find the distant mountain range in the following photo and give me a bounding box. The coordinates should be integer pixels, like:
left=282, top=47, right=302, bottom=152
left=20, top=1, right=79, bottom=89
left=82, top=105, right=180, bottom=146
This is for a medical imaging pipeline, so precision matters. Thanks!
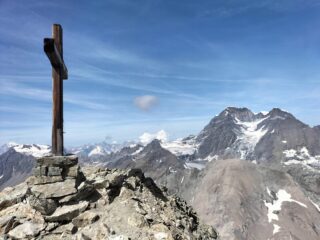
left=69, top=140, right=135, bottom=165
left=0, top=142, right=51, bottom=157
left=1, top=107, right=320, bottom=239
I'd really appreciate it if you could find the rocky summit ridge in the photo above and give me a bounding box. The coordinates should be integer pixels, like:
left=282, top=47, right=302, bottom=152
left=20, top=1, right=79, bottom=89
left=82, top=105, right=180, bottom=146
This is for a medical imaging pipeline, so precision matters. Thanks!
left=0, top=155, right=217, bottom=240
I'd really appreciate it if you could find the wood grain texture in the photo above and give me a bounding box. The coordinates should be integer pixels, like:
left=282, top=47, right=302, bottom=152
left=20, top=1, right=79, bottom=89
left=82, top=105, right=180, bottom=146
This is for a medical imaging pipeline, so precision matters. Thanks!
left=43, top=38, right=68, bottom=80
left=44, top=24, right=69, bottom=156
left=52, top=24, right=64, bottom=156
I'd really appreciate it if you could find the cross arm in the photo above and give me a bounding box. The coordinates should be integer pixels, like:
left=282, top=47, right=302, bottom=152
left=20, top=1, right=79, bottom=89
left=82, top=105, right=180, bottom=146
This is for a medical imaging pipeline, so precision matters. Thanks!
left=44, top=38, right=68, bottom=80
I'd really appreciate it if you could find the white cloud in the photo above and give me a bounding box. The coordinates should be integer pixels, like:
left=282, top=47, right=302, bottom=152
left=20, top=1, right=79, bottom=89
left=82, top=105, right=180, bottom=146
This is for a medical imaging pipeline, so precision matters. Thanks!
left=134, top=95, right=158, bottom=111
left=139, top=130, right=168, bottom=145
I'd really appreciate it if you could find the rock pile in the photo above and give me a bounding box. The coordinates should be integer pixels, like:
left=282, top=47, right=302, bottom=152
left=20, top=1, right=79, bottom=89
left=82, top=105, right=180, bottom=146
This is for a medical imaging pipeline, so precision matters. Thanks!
left=0, top=156, right=217, bottom=239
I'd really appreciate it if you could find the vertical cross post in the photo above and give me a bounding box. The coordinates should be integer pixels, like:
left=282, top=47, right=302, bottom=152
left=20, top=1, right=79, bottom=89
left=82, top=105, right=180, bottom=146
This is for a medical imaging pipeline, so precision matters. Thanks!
left=44, top=24, right=68, bottom=156
left=52, top=24, right=63, bottom=156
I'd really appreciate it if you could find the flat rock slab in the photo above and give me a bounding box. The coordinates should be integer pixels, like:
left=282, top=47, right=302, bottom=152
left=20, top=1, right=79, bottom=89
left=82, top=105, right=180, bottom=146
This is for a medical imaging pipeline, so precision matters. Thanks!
left=8, top=221, right=45, bottom=239
left=36, top=155, right=78, bottom=166
left=51, top=222, right=77, bottom=234
left=0, top=182, right=29, bottom=210
left=27, top=176, right=63, bottom=185
left=72, top=210, right=100, bottom=228
left=58, top=181, right=94, bottom=204
left=31, top=179, right=77, bottom=198
left=65, top=165, right=79, bottom=178
left=45, top=201, right=89, bottom=222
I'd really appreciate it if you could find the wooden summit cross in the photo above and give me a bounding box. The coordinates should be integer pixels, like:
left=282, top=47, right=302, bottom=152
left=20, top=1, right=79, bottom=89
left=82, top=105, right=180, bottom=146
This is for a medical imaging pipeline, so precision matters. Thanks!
left=44, top=24, right=68, bottom=156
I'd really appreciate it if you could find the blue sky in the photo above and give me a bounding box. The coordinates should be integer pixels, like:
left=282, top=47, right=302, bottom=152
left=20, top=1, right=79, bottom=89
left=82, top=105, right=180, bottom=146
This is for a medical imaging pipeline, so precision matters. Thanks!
left=1, top=0, right=320, bottom=146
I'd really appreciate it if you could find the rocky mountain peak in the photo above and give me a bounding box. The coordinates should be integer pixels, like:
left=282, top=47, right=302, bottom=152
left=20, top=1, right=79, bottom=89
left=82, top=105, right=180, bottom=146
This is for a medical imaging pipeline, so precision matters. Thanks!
left=313, top=125, right=320, bottom=131
left=212, top=107, right=300, bottom=126
left=194, top=106, right=319, bottom=161
left=142, top=139, right=163, bottom=152
left=219, top=107, right=255, bottom=121
left=268, top=108, right=294, bottom=119
left=0, top=163, right=217, bottom=239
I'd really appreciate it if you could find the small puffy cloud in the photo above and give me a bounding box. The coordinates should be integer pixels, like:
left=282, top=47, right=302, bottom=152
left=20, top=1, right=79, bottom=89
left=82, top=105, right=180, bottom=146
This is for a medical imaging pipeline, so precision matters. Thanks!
left=134, top=95, right=158, bottom=111
left=139, top=130, right=168, bottom=145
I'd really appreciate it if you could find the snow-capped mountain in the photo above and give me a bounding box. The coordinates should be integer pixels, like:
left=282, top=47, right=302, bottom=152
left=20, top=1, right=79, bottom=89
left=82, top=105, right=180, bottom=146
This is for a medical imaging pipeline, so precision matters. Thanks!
left=70, top=141, right=134, bottom=160
left=0, top=142, right=15, bottom=155
left=195, top=107, right=285, bottom=160
left=2, top=107, right=319, bottom=176
left=160, top=135, right=198, bottom=157
left=76, top=107, right=320, bottom=174
left=0, top=141, right=129, bottom=159
left=0, top=142, right=51, bottom=157
left=103, top=107, right=320, bottom=239
left=0, top=143, right=51, bottom=191
left=193, top=107, right=320, bottom=169
left=1, top=107, right=320, bottom=239
left=0, top=141, right=134, bottom=190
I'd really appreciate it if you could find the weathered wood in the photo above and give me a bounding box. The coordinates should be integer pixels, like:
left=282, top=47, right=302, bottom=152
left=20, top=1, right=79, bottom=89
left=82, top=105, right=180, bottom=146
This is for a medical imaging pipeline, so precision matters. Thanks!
left=53, top=24, right=64, bottom=156
left=43, top=24, right=68, bottom=156
left=43, top=38, right=68, bottom=80
left=44, top=24, right=69, bottom=156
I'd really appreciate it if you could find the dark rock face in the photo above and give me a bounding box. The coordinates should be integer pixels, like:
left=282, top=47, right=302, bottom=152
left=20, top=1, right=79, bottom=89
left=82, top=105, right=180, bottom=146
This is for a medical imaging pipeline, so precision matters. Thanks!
left=110, top=140, right=184, bottom=179
left=284, top=164, right=320, bottom=204
left=0, top=149, right=34, bottom=191
left=195, top=107, right=265, bottom=159
left=109, top=140, right=197, bottom=198
left=195, top=107, right=320, bottom=164
left=253, top=109, right=319, bottom=163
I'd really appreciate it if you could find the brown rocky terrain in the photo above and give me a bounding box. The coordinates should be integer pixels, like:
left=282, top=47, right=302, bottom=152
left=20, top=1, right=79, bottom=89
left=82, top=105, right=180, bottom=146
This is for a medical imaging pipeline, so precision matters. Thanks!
left=192, top=159, right=320, bottom=240
left=0, top=160, right=217, bottom=240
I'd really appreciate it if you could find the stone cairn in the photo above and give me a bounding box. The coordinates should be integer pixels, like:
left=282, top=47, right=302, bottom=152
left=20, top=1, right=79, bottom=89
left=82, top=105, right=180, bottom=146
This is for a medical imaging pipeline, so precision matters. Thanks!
left=28, top=155, right=87, bottom=217
left=33, top=155, right=79, bottom=183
